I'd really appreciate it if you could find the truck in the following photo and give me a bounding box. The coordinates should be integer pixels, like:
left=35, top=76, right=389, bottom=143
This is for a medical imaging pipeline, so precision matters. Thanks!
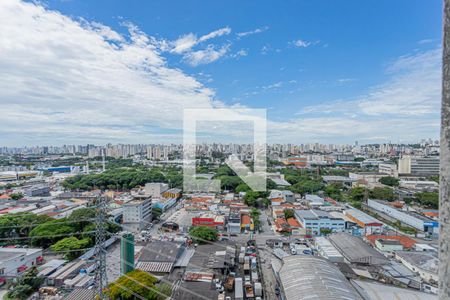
left=235, top=278, right=244, bottom=300
left=244, top=262, right=250, bottom=274
left=224, top=275, right=235, bottom=291
left=254, top=282, right=263, bottom=297
left=244, top=281, right=255, bottom=298
left=239, top=253, right=245, bottom=264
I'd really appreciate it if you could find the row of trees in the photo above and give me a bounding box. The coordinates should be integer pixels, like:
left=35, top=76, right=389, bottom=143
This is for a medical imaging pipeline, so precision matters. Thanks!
left=62, top=165, right=185, bottom=191
left=0, top=209, right=120, bottom=259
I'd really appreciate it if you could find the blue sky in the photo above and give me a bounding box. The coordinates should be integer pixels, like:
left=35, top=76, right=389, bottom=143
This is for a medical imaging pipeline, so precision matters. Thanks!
left=0, top=0, right=442, bottom=145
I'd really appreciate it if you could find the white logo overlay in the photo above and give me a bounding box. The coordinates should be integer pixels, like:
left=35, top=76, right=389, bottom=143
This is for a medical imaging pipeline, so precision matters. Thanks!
left=183, top=108, right=267, bottom=192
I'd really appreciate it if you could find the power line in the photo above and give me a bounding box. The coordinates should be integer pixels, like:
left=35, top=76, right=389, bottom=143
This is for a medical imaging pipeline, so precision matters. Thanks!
left=0, top=231, right=96, bottom=241
left=0, top=218, right=96, bottom=230
left=108, top=231, right=220, bottom=300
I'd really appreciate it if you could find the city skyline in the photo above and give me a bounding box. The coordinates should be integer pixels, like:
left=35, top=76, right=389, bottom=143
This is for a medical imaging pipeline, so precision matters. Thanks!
left=0, top=0, right=442, bottom=146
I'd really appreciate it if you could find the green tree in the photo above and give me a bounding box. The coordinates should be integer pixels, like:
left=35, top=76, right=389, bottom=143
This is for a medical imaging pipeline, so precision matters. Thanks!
left=284, top=209, right=295, bottom=219
left=219, top=176, right=243, bottom=191
left=7, top=285, right=32, bottom=300
left=250, top=208, right=261, bottom=230
left=0, top=213, right=50, bottom=239
left=324, top=183, right=343, bottom=201
left=370, top=187, right=396, bottom=201
left=244, top=191, right=259, bottom=207
left=107, top=270, right=166, bottom=300
left=427, top=176, right=439, bottom=184
left=415, top=192, right=439, bottom=209
left=9, top=193, right=24, bottom=200
left=62, top=168, right=167, bottom=191
left=215, top=165, right=235, bottom=177
left=51, top=237, right=91, bottom=260
left=320, top=228, right=332, bottom=235
left=189, top=226, right=218, bottom=244
left=235, top=183, right=251, bottom=193
left=67, top=207, right=96, bottom=230
left=267, top=179, right=277, bottom=190
left=29, top=219, right=77, bottom=247
left=349, top=187, right=367, bottom=202
left=289, top=180, right=324, bottom=196
left=152, top=207, right=163, bottom=219
left=379, top=176, right=400, bottom=187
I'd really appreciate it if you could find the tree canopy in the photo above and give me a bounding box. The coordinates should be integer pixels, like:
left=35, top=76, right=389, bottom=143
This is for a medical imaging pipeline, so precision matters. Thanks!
left=189, top=226, right=218, bottom=244
left=415, top=192, right=439, bottom=209
left=107, top=269, right=171, bottom=300
left=62, top=168, right=166, bottom=191
left=284, top=209, right=295, bottom=219
left=370, top=187, right=397, bottom=201
left=51, top=237, right=91, bottom=260
left=0, top=213, right=50, bottom=240
left=379, top=176, right=400, bottom=187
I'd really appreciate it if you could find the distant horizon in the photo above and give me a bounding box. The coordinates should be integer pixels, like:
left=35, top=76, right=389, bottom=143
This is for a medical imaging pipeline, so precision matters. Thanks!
left=0, top=138, right=440, bottom=150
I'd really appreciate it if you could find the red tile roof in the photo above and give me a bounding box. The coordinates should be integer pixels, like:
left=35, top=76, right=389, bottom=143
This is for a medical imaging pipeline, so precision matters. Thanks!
left=423, top=211, right=439, bottom=218
left=287, top=218, right=301, bottom=228
left=241, top=215, right=251, bottom=225
left=366, top=234, right=416, bottom=249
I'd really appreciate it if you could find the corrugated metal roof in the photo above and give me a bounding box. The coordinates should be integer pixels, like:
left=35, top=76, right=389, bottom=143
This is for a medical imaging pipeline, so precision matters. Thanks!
left=64, top=288, right=95, bottom=300
left=344, top=208, right=383, bottom=225
left=279, top=256, right=362, bottom=300
left=329, top=233, right=389, bottom=265
left=136, top=261, right=173, bottom=273
left=351, top=279, right=437, bottom=300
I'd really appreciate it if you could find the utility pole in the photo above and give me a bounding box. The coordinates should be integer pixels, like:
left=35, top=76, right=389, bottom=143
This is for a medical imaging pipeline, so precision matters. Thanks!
left=440, top=1, right=450, bottom=298
left=93, top=196, right=108, bottom=299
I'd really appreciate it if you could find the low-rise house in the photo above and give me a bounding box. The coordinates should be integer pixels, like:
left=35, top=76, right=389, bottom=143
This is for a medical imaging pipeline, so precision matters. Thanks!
left=0, top=248, right=43, bottom=280
left=395, top=251, right=438, bottom=285
left=374, top=239, right=404, bottom=253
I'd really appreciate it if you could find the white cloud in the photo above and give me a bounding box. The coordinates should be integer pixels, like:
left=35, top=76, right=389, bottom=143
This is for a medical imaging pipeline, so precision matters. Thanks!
left=263, top=82, right=283, bottom=90
left=198, top=27, right=231, bottom=42
left=236, top=26, right=269, bottom=38
left=183, top=44, right=230, bottom=66
left=230, top=49, right=248, bottom=58
left=170, top=33, right=198, bottom=54
left=418, top=38, right=434, bottom=45
left=0, top=0, right=220, bottom=145
left=292, top=39, right=311, bottom=48
left=0, top=0, right=440, bottom=145
left=289, top=48, right=441, bottom=143
left=169, top=26, right=231, bottom=55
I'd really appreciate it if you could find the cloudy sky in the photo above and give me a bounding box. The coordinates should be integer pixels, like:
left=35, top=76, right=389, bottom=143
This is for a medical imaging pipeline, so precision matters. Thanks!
left=0, top=0, right=442, bottom=146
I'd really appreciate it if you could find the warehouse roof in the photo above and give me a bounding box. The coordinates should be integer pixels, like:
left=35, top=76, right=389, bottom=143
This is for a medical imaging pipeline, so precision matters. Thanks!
left=351, top=279, right=437, bottom=300
left=64, top=288, right=95, bottom=300
left=344, top=209, right=383, bottom=226
left=395, top=251, right=438, bottom=275
left=138, top=241, right=184, bottom=263
left=329, top=233, right=389, bottom=265
left=279, top=255, right=362, bottom=300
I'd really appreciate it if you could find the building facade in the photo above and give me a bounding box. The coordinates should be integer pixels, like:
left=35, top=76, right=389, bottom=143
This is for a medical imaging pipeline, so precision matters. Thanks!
left=123, top=198, right=152, bottom=232
left=295, top=209, right=345, bottom=236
